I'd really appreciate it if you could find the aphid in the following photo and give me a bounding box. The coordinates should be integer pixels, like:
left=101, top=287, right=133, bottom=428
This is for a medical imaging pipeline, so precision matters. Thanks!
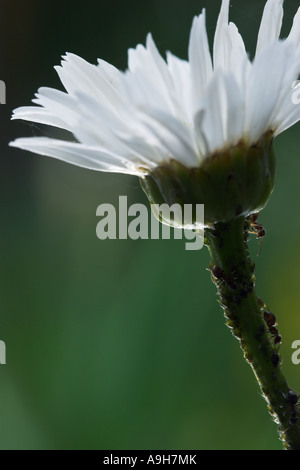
left=285, top=391, right=299, bottom=406
left=284, top=391, right=299, bottom=425
left=289, top=410, right=298, bottom=425
left=263, top=310, right=276, bottom=328
left=271, top=352, right=280, bottom=367
left=263, top=310, right=281, bottom=345
left=269, top=325, right=279, bottom=336
left=249, top=212, right=266, bottom=255
left=270, top=327, right=282, bottom=345
left=273, top=334, right=282, bottom=345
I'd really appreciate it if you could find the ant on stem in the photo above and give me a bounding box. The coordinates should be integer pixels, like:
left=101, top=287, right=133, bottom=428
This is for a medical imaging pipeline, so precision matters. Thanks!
left=249, top=212, right=265, bottom=255
left=263, top=310, right=282, bottom=346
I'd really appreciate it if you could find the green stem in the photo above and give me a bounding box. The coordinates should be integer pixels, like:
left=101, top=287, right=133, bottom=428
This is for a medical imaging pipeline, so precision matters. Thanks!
left=205, top=215, right=300, bottom=450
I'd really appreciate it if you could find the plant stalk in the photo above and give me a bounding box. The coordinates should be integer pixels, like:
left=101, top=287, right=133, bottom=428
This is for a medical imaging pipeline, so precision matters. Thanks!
left=205, top=215, right=300, bottom=450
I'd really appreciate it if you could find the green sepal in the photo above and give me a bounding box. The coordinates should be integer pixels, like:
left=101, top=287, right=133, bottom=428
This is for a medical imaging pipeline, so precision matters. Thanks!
left=140, top=133, right=275, bottom=227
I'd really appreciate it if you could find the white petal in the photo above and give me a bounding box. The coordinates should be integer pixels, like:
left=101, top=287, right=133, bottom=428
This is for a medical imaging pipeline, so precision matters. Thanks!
left=198, top=76, right=226, bottom=153
left=193, top=109, right=209, bottom=158
left=166, top=52, right=193, bottom=121
left=213, top=0, right=230, bottom=70
left=127, top=35, right=179, bottom=118
left=55, top=53, right=122, bottom=111
left=287, top=6, right=300, bottom=48
left=146, top=33, right=173, bottom=92
left=9, top=138, right=143, bottom=175
left=222, top=75, right=244, bottom=144
left=97, top=58, right=122, bottom=88
left=32, top=87, right=79, bottom=127
left=245, top=41, right=295, bottom=143
left=213, top=0, right=250, bottom=85
left=121, top=66, right=176, bottom=119
left=68, top=91, right=162, bottom=167
left=137, top=109, right=199, bottom=166
left=272, top=58, right=300, bottom=134
left=188, top=10, right=213, bottom=105
left=197, top=71, right=244, bottom=153
left=11, top=106, right=69, bottom=130
left=226, top=22, right=250, bottom=87
left=274, top=103, right=300, bottom=136
left=255, top=0, right=284, bottom=55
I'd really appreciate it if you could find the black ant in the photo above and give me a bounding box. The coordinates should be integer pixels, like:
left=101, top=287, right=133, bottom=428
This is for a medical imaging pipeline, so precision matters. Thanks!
left=211, top=265, right=224, bottom=281
left=211, top=265, right=228, bottom=287
left=249, top=212, right=265, bottom=255
left=211, top=265, right=237, bottom=290
left=263, top=310, right=281, bottom=345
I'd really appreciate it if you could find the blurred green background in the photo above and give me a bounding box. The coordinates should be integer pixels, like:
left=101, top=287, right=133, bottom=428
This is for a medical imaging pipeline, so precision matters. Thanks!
left=0, top=0, right=300, bottom=450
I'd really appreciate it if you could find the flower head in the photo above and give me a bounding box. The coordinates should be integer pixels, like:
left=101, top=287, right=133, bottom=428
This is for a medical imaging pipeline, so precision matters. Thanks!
left=10, top=0, right=300, bottom=225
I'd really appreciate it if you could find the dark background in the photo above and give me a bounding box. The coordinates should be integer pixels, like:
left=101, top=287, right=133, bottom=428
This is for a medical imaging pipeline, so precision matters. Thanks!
left=0, top=0, right=300, bottom=450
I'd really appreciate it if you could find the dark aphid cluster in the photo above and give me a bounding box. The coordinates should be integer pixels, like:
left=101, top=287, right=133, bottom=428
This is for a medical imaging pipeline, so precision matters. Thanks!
left=264, top=310, right=281, bottom=345
left=211, top=264, right=254, bottom=305
left=284, top=391, right=299, bottom=426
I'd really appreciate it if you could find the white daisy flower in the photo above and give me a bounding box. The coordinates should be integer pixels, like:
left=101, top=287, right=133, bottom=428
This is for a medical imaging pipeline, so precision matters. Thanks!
left=9, top=0, right=300, bottom=225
